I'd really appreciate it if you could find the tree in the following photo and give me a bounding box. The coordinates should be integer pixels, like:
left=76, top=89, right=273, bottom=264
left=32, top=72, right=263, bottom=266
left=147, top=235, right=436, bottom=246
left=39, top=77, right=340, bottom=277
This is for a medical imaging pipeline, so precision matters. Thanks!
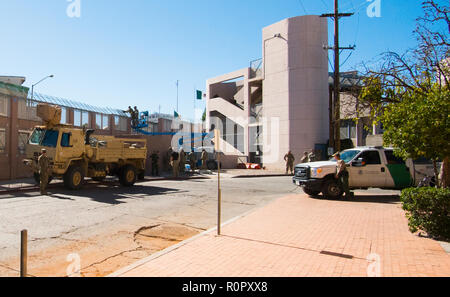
left=359, top=0, right=450, bottom=187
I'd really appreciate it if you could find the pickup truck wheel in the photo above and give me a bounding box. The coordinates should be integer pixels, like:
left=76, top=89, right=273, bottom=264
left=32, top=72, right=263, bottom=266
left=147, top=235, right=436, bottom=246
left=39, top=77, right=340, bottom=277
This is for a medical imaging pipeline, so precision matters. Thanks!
left=303, top=187, right=321, bottom=197
left=64, top=166, right=85, bottom=190
left=322, top=179, right=343, bottom=200
left=120, top=165, right=137, bottom=187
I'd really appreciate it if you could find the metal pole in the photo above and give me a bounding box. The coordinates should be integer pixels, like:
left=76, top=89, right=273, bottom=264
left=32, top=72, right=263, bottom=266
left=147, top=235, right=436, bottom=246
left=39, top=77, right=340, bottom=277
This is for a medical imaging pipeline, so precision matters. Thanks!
left=20, top=230, right=27, bottom=277
left=217, top=151, right=221, bottom=236
left=334, top=0, right=341, bottom=153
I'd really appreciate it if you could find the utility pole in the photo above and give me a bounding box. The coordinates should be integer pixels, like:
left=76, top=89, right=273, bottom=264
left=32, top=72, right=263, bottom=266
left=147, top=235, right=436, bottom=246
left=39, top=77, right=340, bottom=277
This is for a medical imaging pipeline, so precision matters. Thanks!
left=321, top=0, right=354, bottom=153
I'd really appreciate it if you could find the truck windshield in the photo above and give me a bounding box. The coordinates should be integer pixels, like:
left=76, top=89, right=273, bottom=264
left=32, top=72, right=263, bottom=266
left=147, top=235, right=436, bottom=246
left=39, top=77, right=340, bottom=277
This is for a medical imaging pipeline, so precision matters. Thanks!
left=29, top=129, right=45, bottom=145
left=29, top=129, right=59, bottom=148
left=330, top=150, right=361, bottom=163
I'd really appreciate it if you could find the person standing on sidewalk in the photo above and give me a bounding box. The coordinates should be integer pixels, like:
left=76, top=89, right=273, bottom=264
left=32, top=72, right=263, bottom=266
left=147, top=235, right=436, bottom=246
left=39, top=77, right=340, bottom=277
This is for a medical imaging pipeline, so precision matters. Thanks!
left=38, top=148, right=50, bottom=195
left=179, top=148, right=186, bottom=175
left=201, top=149, right=208, bottom=170
left=151, top=151, right=159, bottom=176
left=300, top=151, right=309, bottom=163
left=333, top=152, right=354, bottom=199
left=188, top=151, right=197, bottom=172
left=284, top=151, right=295, bottom=175
left=171, top=150, right=180, bottom=178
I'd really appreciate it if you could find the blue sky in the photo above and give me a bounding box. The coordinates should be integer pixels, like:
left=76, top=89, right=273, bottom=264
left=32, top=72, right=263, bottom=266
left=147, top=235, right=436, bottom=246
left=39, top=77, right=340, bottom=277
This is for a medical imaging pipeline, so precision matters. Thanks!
left=0, top=0, right=444, bottom=121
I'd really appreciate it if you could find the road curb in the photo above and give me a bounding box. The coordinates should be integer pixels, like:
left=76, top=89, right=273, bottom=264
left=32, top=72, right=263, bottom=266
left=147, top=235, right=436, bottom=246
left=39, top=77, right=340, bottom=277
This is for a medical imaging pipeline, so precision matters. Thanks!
left=231, top=174, right=291, bottom=179
left=107, top=197, right=283, bottom=277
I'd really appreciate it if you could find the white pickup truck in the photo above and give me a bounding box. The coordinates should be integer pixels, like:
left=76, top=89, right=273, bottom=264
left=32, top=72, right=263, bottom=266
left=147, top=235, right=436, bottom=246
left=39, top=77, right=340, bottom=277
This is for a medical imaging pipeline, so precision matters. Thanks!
left=293, top=147, right=436, bottom=199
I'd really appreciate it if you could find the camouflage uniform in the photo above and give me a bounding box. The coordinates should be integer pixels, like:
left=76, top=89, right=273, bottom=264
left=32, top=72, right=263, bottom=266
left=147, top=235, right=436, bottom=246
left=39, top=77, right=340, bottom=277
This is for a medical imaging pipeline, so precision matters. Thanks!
left=38, top=152, right=50, bottom=195
left=171, top=151, right=180, bottom=178
left=336, top=159, right=353, bottom=199
left=188, top=152, right=196, bottom=171
left=151, top=152, right=159, bottom=176
left=201, top=150, right=208, bottom=170
left=284, top=152, right=295, bottom=175
left=300, top=152, right=309, bottom=163
left=179, top=149, right=186, bottom=175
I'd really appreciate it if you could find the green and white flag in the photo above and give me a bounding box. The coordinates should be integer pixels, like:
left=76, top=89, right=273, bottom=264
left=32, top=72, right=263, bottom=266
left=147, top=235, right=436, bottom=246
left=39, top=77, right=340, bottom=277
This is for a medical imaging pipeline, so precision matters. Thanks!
left=196, top=90, right=203, bottom=100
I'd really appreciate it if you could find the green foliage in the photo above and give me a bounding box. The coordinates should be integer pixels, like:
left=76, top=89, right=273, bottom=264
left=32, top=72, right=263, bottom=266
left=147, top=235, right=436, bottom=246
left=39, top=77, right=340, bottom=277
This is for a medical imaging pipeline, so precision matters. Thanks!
left=401, top=187, right=450, bottom=240
left=380, top=86, right=450, bottom=161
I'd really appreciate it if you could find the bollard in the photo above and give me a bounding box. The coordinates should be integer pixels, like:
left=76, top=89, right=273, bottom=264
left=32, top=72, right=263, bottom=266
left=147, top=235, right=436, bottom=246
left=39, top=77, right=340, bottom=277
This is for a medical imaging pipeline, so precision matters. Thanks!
left=20, top=230, right=27, bottom=277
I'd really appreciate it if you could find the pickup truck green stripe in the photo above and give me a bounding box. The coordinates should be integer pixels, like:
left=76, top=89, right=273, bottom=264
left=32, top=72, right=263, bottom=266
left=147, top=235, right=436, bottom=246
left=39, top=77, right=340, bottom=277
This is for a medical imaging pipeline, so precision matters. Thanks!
left=386, top=164, right=413, bottom=189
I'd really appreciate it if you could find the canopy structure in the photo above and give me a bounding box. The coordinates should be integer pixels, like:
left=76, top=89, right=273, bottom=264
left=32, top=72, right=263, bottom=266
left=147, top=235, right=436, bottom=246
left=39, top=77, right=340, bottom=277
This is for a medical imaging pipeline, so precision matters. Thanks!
left=28, top=91, right=128, bottom=117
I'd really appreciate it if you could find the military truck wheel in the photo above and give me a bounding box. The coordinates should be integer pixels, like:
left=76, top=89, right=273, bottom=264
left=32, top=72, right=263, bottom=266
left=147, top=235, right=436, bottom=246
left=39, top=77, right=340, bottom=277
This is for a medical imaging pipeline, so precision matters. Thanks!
left=33, top=173, right=53, bottom=185
left=120, top=165, right=137, bottom=187
left=322, top=179, right=343, bottom=200
left=303, top=187, right=321, bottom=197
left=64, top=166, right=85, bottom=190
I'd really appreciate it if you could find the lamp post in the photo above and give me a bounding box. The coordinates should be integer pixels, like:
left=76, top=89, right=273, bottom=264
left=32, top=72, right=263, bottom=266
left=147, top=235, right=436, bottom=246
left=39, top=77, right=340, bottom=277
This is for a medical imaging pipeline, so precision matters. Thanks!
left=31, top=75, right=54, bottom=101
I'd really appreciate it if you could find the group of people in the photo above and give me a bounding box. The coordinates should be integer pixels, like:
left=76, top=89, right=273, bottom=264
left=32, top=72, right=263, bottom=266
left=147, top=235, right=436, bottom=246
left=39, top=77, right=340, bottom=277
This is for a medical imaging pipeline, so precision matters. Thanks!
left=124, top=106, right=140, bottom=128
left=284, top=150, right=318, bottom=175
left=163, top=148, right=210, bottom=178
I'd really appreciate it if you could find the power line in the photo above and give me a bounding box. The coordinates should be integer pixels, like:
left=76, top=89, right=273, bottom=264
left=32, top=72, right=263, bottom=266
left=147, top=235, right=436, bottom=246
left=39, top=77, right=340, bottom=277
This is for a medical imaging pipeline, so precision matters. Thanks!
left=298, top=0, right=308, bottom=14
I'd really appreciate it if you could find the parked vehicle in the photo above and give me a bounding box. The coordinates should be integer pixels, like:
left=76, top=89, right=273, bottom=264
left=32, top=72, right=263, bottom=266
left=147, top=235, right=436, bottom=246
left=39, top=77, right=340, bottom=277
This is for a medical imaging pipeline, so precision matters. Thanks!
left=23, top=104, right=147, bottom=190
left=293, top=147, right=438, bottom=199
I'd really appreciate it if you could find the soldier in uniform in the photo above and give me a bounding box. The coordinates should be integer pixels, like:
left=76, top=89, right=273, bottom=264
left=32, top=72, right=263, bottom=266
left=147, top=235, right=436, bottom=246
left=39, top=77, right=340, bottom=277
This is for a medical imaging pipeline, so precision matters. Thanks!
left=333, top=153, right=354, bottom=199
left=284, top=151, right=295, bottom=175
left=151, top=151, right=159, bottom=176
left=201, top=149, right=208, bottom=170
left=38, top=148, right=50, bottom=195
left=308, top=150, right=316, bottom=163
left=166, top=147, right=173, bottom=172
left=188, top=151, right=197, bottom=172
left=300, top=151, right=309, bottom=163
left=179, top=149, right=186, bottom=175
left=171, top=150, right=180, bottom=178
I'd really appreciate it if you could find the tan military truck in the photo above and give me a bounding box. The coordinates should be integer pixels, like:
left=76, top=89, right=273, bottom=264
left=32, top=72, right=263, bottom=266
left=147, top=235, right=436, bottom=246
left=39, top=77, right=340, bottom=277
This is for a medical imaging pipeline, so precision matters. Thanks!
left=24, top=104, right=147, bottom=190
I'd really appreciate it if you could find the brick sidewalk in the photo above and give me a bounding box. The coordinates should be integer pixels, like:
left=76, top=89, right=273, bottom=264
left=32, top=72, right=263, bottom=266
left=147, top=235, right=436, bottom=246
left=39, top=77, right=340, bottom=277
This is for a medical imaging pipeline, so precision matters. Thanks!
left=113, top=193, right=450, bottom=277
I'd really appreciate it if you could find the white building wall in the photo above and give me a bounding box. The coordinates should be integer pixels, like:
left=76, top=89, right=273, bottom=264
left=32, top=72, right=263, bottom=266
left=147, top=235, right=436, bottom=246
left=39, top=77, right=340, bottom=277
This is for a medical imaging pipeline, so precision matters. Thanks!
left=262, top=15, right=329, bottom=170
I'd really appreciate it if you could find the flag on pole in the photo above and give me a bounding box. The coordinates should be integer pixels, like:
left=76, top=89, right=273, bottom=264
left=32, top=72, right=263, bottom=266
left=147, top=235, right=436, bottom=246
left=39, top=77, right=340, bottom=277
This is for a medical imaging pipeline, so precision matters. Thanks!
left=174, top=111, right=180, bottom=118
left=196, top=90, right=203, bottom=100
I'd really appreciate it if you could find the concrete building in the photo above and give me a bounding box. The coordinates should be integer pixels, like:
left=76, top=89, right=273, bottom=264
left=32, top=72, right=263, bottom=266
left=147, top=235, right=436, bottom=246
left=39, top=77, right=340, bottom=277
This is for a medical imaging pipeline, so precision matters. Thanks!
left=0, top=76, right=131, bottom=181
left=206, top=15, right=330, bottom=170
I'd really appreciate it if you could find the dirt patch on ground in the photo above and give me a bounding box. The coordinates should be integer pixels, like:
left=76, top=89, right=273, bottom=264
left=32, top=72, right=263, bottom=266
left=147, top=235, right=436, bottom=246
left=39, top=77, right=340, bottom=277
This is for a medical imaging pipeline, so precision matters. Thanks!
left=1, top=223, right=200, bottom=277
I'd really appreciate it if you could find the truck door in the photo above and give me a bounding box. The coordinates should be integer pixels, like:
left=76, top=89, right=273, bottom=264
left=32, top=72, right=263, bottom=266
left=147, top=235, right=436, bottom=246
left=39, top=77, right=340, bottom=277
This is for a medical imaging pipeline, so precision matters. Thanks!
left=351, top=150, right=387, bottom=188
left=384, top=150, right=413, bottom=189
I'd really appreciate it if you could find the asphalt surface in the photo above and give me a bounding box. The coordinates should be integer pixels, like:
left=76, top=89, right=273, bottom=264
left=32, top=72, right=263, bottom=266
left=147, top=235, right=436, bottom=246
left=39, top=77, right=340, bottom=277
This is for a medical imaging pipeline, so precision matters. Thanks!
left=0, top=175, right=297, bottom=276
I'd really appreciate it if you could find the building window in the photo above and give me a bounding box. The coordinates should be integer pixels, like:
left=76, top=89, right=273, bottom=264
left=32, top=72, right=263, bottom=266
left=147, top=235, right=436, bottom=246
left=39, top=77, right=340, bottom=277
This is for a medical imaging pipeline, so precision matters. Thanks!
left=102, top=115, right=109, bottom=130
left=114, top=116, right=127, bottom=132
left=74, top=110, right=81, bottom=127
left=18, top=131, right=31, bottom=155
left=95, top=114, right=102, bottom=129
left=61, top=107, right=67, bottom=124
left=0, top=96, right=8, bottom=117
left=82, top=111, right=89, bottom=127
left=0, top=129, right=5, bottom=153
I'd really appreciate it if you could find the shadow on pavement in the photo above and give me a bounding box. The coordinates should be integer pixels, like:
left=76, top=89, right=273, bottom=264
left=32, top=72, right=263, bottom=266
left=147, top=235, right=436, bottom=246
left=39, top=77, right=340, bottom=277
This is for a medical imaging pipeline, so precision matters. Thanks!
left=0, top=183, right=184, bottom=205
left=308, top=194, right=400, bottom=204
left=51, top=184, right=185, bottom=205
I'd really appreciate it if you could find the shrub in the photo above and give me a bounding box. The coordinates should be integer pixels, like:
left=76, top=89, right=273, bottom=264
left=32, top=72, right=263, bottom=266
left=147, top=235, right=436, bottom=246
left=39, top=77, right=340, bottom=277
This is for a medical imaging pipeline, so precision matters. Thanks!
left=401, top=187, right=450, bottom=241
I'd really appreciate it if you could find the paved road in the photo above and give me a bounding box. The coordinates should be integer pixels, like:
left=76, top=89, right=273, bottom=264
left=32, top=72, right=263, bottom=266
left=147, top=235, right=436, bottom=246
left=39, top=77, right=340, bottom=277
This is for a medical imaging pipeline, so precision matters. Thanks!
left=0, top=175, right=296, bottom=276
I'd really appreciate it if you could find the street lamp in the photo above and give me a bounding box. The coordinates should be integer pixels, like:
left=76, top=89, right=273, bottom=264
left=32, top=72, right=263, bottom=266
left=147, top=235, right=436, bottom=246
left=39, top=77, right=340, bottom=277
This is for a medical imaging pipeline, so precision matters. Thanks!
left=31, top=75, right=54, bottom=101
